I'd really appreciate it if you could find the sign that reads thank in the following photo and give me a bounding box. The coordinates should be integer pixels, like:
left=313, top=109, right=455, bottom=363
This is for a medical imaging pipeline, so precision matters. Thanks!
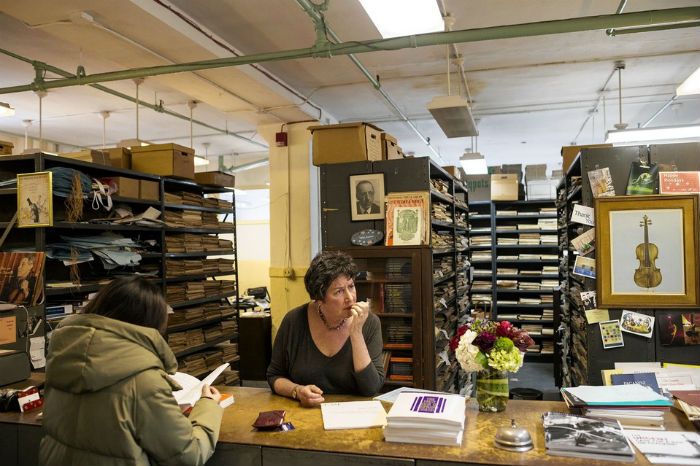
left=571, top=204, right=594, bottom=226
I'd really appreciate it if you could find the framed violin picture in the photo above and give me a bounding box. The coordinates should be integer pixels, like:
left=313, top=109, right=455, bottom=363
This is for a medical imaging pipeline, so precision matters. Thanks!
left=595, top=195, right=699, bottom=308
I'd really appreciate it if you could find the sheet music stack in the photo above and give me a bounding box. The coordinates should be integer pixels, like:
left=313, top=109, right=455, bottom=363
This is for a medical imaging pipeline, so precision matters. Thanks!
left=384, top=392, right=466, bottom=446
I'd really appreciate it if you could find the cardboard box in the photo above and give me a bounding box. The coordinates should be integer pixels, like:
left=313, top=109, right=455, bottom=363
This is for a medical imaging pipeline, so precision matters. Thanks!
left=131, top=143, right=194, bottom=179
left=464, top=175, right=491, bottom=201
left=491, top=174, right=519, bottom=201
left=139, top=180, right=160, bottom=201
left=444, top=166, right=462, bottom=180
left=60, top=149, right=110, bottom=166
left=525, top=164, right=547, bottom=182
left=381, top=133, right=402, bottom=160
left=0, top=140, right=13, bottom=155
left=551, top=169, right=564, bottom=179
left=195, top=171, right=235, bottom=188
left=501, top=164, right=523, bottom=183
left=527, top=179, right=558, bottom=200
left=561, top=144, right=612, bottom=172
left=488, top=165, right=503, bottom=174
left=100, top=177, right=139, bottom=198
left=309, top=122, right=383, bottom=166
left=107, top=147, right=131, bottom=169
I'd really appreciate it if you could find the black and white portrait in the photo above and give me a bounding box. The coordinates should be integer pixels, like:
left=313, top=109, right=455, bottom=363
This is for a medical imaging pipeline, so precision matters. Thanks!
left=349, top=173, right=385, bottom=221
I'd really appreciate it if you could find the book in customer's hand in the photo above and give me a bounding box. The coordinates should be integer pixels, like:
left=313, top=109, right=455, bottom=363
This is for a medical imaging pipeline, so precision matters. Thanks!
left=542, top=412, right=635, bottom=462
left=170, top=363, right=233, bottom=410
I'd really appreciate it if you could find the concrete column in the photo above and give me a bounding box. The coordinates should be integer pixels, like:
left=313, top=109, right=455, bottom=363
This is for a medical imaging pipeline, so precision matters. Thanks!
left=258, top=121, right=319, bottom=335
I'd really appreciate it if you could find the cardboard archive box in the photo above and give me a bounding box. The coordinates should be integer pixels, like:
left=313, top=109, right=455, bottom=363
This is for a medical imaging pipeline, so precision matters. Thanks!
left=464, top=175, right=491, bottom=201
left=525, top=164, right=547, bottom=182
left=60, top=149, right=110, bottom=165
left=131, top=143, right=195, bottom=179
left=107, top=147, right=132, bottom=169
left=526, top=179, right=558, bottom=200
left=491, top=174, right=519, bottom=201
left=443, top=166, right=463, bottom=180
left=0, top=140, right=13, bottom=155
left=100, top=177, right=139, bottom=198
left=501, top=164, right=523, bottom=183
left=381, top=133, right=402, bottom=160
left=194, top=171, right=235, bottom=188
left=309, top=122, right=383, bottom=166
left=139, top=180, right=160, bottom=201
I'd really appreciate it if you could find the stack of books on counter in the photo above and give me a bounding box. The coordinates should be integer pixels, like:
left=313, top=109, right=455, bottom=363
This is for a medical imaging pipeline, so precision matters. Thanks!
left=384, top=392, right=466, bottom=445
left=561, top=384, right=673, bottom=431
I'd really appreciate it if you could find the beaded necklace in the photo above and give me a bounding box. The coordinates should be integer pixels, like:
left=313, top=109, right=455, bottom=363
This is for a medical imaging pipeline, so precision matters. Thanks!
left=316, top=302, right=347, bottom=331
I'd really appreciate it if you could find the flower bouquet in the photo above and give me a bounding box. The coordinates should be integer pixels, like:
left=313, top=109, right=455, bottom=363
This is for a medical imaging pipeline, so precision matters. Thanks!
left=450, top=320, right=535, bottom=412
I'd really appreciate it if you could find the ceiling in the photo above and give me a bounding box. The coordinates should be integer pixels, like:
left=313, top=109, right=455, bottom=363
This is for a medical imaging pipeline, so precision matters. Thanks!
left=0, top=0, right=699, bottom=180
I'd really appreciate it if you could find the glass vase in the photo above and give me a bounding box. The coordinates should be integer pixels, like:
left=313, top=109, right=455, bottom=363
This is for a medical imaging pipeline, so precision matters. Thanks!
left=476, top=368, right=509, bottom=412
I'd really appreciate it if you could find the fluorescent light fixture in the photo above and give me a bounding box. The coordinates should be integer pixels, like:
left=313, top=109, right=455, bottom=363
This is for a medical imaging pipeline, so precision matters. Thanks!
left=605, top=124, right=700, bottom=145
left=676, top=66, right=700, bottom=96
left=358, top=0, right=443, bottom=38
left=194, top=155, right=210, bottom=167
left=428, top=95, right=478, bottom=138
left=0, top=102, right=15, bottom=117
left=460, top=151, right=487, bottom=175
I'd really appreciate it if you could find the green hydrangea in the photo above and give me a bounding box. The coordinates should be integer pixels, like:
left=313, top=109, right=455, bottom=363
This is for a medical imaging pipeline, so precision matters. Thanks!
left=487, top=346, right=524, bottom=372
left=493, top=337, right=514, bottom=352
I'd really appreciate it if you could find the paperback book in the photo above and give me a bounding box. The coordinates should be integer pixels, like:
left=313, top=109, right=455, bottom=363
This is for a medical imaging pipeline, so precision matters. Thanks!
left=170, top=363, right=234, bottom=411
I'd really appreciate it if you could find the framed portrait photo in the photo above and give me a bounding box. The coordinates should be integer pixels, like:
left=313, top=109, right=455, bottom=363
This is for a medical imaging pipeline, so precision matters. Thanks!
left=349, top=173, right=385, bottom=221
left=17, top=171, right=53, bottom=228
left=595, top=195, right=699, bottom=308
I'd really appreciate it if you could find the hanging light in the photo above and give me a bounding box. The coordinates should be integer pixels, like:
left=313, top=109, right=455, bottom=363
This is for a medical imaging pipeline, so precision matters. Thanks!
left=0, top=102, right=15, bottom=117
left=195, top=141, right=211, bottom=167
left=605, top=124, right=700, bottom=145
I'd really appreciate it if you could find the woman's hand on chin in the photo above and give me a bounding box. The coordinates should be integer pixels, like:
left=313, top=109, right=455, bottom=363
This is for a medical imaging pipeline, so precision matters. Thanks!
left=298, top=384, right=325, bottom=407
left=347, top=301, right=369, bottom=336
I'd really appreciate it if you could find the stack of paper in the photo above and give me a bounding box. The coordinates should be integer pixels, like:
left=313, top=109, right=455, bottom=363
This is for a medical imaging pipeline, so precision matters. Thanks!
left=384, top=392, right=466, bottom=446
left=321, top=401, right=387, bottom=430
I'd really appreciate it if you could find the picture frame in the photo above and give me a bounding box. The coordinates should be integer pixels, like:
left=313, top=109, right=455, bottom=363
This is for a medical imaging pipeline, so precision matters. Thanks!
left=595, top=195, right=699, bottom=308
left=349, top=173, right=385, bottom=221
left=17, top=171, right=53, bottom=228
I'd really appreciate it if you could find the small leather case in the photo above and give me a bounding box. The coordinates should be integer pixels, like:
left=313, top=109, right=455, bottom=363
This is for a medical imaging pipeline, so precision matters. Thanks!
left=252, top=410, right=286, bottom=430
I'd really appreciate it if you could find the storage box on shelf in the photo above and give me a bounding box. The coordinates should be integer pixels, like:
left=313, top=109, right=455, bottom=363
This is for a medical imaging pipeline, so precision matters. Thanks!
left=320, top=157, right=470, bottom=392
left=0, top=153, right=240, bottom=385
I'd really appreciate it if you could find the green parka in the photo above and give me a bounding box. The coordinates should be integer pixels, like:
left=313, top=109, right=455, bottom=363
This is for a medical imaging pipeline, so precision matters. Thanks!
left=39, top=314, right=223, bottom=466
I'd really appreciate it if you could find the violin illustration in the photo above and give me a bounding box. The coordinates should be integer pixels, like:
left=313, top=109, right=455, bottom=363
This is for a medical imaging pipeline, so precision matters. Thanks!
left=633, top=215, right=662, bottom=289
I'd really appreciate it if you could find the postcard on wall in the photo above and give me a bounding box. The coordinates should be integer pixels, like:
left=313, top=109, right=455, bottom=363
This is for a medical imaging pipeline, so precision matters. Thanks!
left=571, top=204, right=595, bottom=226
left=587, top=167, right=615, bottom=198
left=0, top=252, right=46, bottom=306
left=580, top=291, right=597, bottom=310
left=620, top=310, right=654, bottom=339
left=599, top=320, right=624, bottom=349
left=658, top=312, right=700, bottom=347
left=585, top=309, right=610, bottom=325
left=571, top=228, right=595, bottom=255
left=658, top=171, right=700, bottom=194
left=573, top=256, right=596, bottom=279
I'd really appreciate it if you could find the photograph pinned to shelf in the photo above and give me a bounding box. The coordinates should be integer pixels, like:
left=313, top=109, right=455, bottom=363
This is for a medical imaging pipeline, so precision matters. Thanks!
left=599, top=320, right=624, bottom=349
left=571, top=204, right=594, bottom=226
left=571, top=228, right=595, bottom=255
left=17, top=171, right=53, bottom=227
left=595, top=195, right=699, bottom=308
left=580, top=291, right=597, bottom=310
left=573, top=256, right=596, bottom=279
left=658, top=311, right=700, bottom=347
left=620, top=310, right=654, bottom=339
left=384, top=191, right=429, bottom=246
left=587, top=167, right=615, bottom=198
left=626, top=160, right=658, bottom=195
left=349, top=173, right=385, bottom=221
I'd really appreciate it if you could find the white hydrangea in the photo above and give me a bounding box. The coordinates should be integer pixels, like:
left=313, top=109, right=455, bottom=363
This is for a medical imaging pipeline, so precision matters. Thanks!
left=455, top=330, right=485, bottom=373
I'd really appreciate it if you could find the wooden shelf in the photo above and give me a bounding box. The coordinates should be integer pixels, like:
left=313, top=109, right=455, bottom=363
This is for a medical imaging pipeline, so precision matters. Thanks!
left=167, top=314, right=237, bottom=333
left=164, top=203, right=232, bottom=214
left=45, top=283, right=103, bottom=296
left=165, top=227, right=235, bottom=234
left=164, top=250, right=235, bottom=258
left=170, top=291, right=237, bottom=309
left=173, top=334, right=238, bottom=358
left=165, top=272, right=235, bottom=283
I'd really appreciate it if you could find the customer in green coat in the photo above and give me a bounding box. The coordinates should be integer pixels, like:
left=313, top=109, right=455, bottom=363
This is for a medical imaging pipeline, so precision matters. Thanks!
left=39, top=276, right=224, bottom=466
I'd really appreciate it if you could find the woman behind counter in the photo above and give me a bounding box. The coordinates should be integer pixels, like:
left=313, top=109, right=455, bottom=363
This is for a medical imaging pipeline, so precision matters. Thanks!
left=39, top=276, right=224, bottom=466
left=267, top=250, right=385, bottom=406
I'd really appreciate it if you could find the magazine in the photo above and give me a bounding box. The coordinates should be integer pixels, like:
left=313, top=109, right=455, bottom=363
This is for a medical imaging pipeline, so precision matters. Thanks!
left=543, top=412, right=635, bottom=462
left=385, top=191, right=429, bottom=246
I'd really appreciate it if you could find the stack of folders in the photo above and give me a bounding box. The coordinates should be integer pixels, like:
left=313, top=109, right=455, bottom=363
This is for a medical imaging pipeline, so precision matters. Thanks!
left=561, top=384, right=673, bottom=431
left=384, top=392, right=466, bottom=446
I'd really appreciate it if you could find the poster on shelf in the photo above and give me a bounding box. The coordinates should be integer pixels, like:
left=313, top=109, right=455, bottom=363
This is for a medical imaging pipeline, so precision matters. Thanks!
left=599, top=320, right=624, bottom=349
left=620, top=310, right=654, bottom=339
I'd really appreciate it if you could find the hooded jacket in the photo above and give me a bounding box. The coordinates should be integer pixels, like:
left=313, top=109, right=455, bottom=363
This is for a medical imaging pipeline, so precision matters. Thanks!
left=39, top=314, right=223, bottom=466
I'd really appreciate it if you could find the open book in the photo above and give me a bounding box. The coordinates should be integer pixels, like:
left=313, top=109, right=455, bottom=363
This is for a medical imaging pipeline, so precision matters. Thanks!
left=170, top=363, right=234, bottom=409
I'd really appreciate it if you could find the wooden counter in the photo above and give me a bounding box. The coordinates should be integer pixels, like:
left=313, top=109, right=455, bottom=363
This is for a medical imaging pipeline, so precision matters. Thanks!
left=2, top=385, right=697, bottom=466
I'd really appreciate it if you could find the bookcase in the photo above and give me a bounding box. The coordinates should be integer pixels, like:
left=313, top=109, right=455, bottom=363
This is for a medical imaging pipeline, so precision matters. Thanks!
left=558, top=143, right=700, bottom=387
left=320, top=157, right=470, bottom=392
left=467, top=199, right=558, bottom=360
left=0, top=153, right=240, bottom=385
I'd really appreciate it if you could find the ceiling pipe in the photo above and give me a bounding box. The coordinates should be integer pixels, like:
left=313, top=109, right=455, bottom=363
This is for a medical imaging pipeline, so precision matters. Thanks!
left=572, top=63, right=620, bottom=144
left=641, top=94, right=679, bottom=128
left=606, top=0, right=628, bottom=36
left=609, top=20, right=700, bottom=35
left=0, top=7, right=696, bottom=94
left=295, top=0, right=444, bottom=164
left=437, top=0, right=472, bottom=103
left=0, top=48, right=266, bottom=149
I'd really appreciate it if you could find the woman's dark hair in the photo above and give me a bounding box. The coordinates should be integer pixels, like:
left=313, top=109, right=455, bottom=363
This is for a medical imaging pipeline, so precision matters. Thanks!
left=82, top=276, right=168, bottom=333
left=304, top=250, right=357, bottom=300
